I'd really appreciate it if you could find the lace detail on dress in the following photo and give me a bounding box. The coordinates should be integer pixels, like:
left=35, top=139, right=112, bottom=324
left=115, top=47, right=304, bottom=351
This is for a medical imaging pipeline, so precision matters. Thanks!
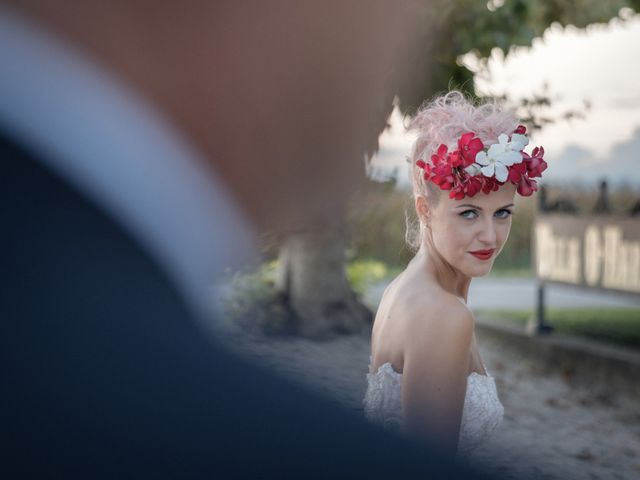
left=362, top=357, right=504, bottom=458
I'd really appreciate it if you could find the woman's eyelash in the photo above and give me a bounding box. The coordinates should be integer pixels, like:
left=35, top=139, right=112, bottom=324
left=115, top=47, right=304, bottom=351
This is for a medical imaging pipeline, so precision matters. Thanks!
left=459, top=209, right=513, bottom=219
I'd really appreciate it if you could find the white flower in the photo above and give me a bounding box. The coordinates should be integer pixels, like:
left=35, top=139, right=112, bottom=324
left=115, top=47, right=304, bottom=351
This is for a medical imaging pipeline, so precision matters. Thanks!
left=473, top=133, right=526, bottom=182
left=464, top=163, right=482, bottom=176
left=510, top=133, right=529, bottom=152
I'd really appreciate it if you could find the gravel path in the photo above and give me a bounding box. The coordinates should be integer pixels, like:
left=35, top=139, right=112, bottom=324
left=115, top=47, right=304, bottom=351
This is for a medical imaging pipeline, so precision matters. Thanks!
left=466, top=329, right=640, bottom=480
left=209, top=310, right=640, bottom=480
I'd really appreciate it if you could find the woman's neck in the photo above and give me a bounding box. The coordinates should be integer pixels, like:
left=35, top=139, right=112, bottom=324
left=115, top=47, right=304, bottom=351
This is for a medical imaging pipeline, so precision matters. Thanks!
left=413, top=244, right=471, bottom=304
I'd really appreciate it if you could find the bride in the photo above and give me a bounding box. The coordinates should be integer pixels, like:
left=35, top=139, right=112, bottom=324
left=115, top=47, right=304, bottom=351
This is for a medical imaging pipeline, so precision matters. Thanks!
left=363, top=91, right=547, bottom=460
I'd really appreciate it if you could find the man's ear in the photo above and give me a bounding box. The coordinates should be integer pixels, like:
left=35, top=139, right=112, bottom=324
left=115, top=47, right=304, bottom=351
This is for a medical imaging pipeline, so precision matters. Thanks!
left=415, top=194, right=430, bottom=224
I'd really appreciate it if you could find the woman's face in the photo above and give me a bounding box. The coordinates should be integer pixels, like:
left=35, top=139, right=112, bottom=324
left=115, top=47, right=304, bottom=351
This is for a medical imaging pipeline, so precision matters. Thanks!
left=426, top=183, right=517, bottom=277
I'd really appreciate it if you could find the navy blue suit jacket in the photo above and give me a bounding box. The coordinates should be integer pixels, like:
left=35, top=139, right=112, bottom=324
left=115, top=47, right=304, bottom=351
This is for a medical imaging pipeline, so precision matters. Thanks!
left=0, top=134, right=493, bottom=478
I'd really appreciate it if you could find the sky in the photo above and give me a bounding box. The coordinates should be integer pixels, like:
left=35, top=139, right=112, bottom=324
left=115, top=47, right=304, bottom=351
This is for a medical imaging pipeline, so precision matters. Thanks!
left=370, top=13, right=640, bottom=190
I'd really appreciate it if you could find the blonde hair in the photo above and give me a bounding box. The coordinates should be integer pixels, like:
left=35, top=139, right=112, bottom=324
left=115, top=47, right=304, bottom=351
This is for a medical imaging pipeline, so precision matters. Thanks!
left=405, top=90, right=519, bottom=251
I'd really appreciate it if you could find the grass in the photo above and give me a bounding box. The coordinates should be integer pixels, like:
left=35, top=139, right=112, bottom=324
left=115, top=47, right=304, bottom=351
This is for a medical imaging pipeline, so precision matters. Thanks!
left=349, top=258, right=535, bottom=284
left=476, top=308, right=640, bottom=349
left=222, top=257, right=640, bottom=350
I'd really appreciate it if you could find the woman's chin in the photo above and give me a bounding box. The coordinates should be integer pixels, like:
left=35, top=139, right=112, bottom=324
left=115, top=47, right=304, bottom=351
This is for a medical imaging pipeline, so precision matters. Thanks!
left=474, top=268, right=493, bottom=278
left=465, top=261, right=494, bottom=277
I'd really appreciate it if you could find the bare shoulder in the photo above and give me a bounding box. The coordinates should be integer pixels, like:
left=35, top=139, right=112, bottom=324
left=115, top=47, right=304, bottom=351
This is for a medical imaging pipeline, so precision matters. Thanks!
left=372, top=271, right=474, bottom=370
left=402, top=285, right=473, bottom=326
left=399, top=290, right=474, bottom=452
left=402, top=288, right=474, bottom=351
left=379, top=270, right=404, bottom=299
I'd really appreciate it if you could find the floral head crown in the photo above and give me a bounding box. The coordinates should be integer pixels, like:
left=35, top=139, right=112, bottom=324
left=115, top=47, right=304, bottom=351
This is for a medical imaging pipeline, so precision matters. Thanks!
left=416, top=125, right=547, bottom=199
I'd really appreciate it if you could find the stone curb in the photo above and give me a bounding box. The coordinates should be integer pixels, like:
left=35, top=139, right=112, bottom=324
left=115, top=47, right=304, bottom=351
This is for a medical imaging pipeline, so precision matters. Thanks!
left=474, top=314, right=640, bottom=399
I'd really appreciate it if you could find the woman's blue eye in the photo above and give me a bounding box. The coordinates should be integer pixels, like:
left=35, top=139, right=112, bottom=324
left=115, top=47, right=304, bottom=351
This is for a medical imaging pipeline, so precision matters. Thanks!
left=460, top=210, right=477, bottom=219
left=459, top=209, right=512, bottom=219
left=495, top=209, right=513, bottom=219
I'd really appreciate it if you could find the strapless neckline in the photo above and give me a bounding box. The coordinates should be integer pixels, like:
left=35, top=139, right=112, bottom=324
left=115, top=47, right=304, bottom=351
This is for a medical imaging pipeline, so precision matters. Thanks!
left=371, top=361, right=494, bottom=381
left=364, top=358, right=504, bottom=458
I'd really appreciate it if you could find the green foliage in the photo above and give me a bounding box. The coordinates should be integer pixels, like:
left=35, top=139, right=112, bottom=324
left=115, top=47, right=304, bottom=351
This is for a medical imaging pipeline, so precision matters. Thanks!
left=347, top=259, right=395, bottom=296
left=357, top=2, right=640, bottom=272
left=454, top=0, right=634, bottom=59
left=221, top=261, right=295, bottom=335
left=225, top=260, right=277, bottom=303
left=349, top=1, right=627, bottom=272
left=486, top=267, right=533, bottom=278
left=478, top=307, right=640, bottom=349
left=346, top=180, right=638, bottom=276
left=491, top=193, right=536, bottom=272
left=346, top=179, right=414, bottom=267
left=346, top=177, right=538, bottom=274
left=394, top=0, right=638, bottom=127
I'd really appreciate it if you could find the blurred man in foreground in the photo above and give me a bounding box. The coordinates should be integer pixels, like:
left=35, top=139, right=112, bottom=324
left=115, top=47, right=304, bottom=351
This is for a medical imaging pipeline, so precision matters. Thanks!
left=1, top=1, right=495, bottom=478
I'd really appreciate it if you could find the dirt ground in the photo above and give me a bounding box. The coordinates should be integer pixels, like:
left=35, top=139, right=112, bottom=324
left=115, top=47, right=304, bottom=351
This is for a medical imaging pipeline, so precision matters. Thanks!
left=208, top=315, right=640, bottom=480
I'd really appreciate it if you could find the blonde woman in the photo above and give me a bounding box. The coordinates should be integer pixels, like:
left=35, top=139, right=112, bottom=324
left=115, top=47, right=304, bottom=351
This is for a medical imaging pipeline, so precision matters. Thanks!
left=363, top=91, right=547, bottom=459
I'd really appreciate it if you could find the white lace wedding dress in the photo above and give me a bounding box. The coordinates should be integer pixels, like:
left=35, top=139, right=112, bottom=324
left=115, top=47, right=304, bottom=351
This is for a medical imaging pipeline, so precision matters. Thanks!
left=363, top=356, right=504, bottom=459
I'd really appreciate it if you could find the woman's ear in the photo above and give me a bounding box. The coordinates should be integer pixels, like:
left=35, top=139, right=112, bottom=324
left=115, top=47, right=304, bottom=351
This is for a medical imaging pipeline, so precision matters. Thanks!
left=415, top=194, right=430, bottom=225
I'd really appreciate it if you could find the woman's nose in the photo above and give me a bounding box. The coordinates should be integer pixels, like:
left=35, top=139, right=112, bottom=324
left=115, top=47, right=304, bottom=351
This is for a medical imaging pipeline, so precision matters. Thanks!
left=478, top=218, right=497, bottom=245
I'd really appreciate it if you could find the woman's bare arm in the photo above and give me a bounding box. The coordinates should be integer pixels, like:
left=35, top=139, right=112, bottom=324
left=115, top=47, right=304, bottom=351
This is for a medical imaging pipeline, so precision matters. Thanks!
left=401, top=299, right=474, bottom=457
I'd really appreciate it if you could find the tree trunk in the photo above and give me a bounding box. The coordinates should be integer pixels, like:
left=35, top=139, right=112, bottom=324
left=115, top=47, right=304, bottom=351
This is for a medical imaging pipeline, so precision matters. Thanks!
left=275, top=219, right=371, bottom=338
left=270, top=0, right=455, bottom=339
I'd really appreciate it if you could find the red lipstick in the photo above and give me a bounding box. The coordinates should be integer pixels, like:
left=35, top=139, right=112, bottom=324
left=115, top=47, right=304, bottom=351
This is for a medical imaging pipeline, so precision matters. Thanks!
left=469, top=249, right=495, bottom=260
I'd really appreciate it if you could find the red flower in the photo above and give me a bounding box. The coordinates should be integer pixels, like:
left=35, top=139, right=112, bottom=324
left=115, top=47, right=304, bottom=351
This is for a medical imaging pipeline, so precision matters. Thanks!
left=433, top=166, right=455, bottom=189
left=524, top=146, right=547, bottom=178
left=458, top=132, right=484, bottom=167
left=417, top=127, right=545, bottom=200
left=447, top=150, right=464, bottom=168
left=480, top=176, right=501, bottom=194
left=448, top=175, right=464, bottom=199
left=517, top=176, right=538, bottom=196
left=451, top=175, right=482, bottom=199
left=507, top=162, right=527, bottom=183
left=449, top=186, right=464, bottom=200
left=417, top=159, right=437, bottom=181
left=431, top=144, right=449, bottom=166
left=465, top=176, right=483, bottom=197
